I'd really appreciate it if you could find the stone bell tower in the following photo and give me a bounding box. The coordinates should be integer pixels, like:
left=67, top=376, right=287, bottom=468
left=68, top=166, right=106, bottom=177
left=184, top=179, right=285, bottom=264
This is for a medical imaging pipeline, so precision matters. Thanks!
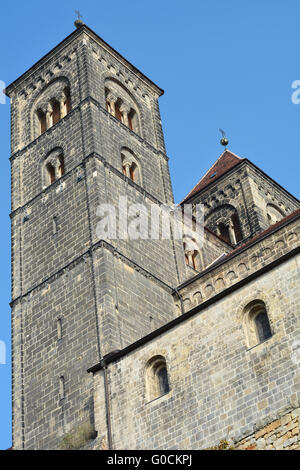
left=6, top=22, right=185, bottom=449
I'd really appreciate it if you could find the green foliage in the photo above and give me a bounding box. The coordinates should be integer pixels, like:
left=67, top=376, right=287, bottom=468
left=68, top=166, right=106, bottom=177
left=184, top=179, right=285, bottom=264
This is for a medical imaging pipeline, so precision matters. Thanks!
left=59, top=422, right=95, bottom=450
left=206, top=439, right=235, bottom=450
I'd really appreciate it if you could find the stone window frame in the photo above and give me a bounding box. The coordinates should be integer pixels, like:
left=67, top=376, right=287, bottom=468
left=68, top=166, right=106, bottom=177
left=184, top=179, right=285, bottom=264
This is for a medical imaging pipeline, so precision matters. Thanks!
left=42, top=148, right=65, bottom=189
left=266, top=203, right=285, bottom=226
left=121, top=148, right=142, bottom=186
left=243, top=299, right=273, bottom=349
left=56, top=317, right=62, bottom=340
left=104, top=78, right=141, bottom=136
left=33, top=79, right=71, bottom=139
left=59, top=376, right=65, bottom=401
left=183, top=235, right=203, bottom=271
left=206, top=204, right=243, bottom=245
left=145, top=355, right=171, bottom=402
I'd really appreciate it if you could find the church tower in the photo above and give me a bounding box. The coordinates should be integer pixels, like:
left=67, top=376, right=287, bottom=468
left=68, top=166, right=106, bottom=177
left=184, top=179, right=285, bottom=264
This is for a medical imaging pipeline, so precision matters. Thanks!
left=183, top=150, right=299, bottom=246
left=6, top=22, right=185, bottom=449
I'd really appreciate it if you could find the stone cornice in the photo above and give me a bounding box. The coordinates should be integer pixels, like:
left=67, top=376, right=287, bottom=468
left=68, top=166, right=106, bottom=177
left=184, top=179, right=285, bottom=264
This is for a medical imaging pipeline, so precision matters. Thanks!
left=10, top=239, right=173, bottom=307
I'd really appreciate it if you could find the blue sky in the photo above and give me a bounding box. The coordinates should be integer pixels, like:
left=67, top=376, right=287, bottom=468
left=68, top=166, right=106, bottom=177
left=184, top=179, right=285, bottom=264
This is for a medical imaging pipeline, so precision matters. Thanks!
left=0, top=0, right=299, bottom=449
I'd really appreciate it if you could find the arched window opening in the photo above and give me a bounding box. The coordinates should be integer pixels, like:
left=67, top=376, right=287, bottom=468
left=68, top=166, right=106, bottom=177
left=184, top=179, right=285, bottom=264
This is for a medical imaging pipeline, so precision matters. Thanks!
left=43, top=149, right=65, bottom=188
left=37, top=109, right=47, bottom=135
left=231, top=213, right=243, bottom=243
left=33, top=80, right=71, bottom=138
left=50, top=99, right=60, bottom=126
left=64, top=88, right=71, bottom=115
left=105, top=80, right=141, bottom=135
left=218, top=223, right=231, bottom=244
left=157, top=366, right=170, bottom=396
left=243, top=300, right=272, bottom=348
left=121, top=150, right=141, bottom=185
left=46, top=163, right=56, bottom=185
left=192, top=251, right=200, bottom=270
left=183, top=238, right=202, bottom=271
left=146, top=356, right=170, bottom=402
left=128, top=109, right=136, bottom=131
left=115, top=101, right=123, bottom=123
left=266, top=204, right=284, bottom=225
left=206, top=205, right=243, bottom=246
left=58, top=155, right=65, bottom=178
left=106, top=100, right=111, bottom=113
left=129, top=162, right=137, bottom=182
left=255, top=311, right=272, bottom=343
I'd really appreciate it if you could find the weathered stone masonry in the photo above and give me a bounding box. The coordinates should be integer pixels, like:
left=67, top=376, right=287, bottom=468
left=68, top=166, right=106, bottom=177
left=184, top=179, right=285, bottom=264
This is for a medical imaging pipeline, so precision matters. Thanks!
left=6, top=22, right=300, bottom=450
left=91, top=216, right=300, bottom=450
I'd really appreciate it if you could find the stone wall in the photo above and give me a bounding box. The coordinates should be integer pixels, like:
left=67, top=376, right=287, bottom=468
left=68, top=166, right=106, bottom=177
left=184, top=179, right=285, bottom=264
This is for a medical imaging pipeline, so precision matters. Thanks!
left=177, top=213, right=300, bottom=313
left=91, top=217, right=300, bottom=450
left=8, top=23, right=300, bottom=451
left=8, top=25, right=185, bottom=449
left=235, top=409, right=300, bottom=450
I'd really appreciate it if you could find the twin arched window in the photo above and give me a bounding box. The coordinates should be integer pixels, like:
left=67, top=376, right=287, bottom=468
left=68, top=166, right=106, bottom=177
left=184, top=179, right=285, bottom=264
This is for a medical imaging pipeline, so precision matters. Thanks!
left=183, top=237, right=202, bottom=271
left=206, top=205, right=243, bottom=245
left=146, top=356, right=170, bottom=402
left=121, top=148, right=142, bottom=185
left=43, top=149, right=65, bottom=188
left=217, top=213, right=242, bottom=245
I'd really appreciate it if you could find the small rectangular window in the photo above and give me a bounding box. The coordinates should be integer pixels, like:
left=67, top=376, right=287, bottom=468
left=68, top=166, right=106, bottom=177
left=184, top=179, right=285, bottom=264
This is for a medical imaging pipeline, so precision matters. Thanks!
left=59, top=376, right=65, bottom=399
left=56, top=318, right=62, bottom=339
left=53, top=217, right=58, bottom=235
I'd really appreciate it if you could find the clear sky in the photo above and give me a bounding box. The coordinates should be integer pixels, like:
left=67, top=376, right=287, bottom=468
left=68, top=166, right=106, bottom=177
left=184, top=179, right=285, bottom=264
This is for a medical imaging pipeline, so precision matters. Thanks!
left=0, top=0, right=299, bottom=449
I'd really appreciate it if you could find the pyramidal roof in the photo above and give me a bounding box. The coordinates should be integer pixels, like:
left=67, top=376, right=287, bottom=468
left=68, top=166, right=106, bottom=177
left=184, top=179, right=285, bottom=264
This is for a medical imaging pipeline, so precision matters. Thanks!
left=182, top=149, right=244, bottom=203
left=5, top=23, right=164, bottom=97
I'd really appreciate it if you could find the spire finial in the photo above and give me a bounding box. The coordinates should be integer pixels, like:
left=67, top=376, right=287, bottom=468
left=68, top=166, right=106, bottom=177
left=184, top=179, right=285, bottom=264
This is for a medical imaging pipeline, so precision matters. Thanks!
left=219, top=128, right=229, bottom=149
left=74, top=10, right=84, bottom=28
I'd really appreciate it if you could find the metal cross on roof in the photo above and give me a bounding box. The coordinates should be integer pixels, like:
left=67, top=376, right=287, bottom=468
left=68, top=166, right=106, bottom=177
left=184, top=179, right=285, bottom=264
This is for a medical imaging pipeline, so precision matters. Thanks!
left=75, top=10, right=83, bottom=21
